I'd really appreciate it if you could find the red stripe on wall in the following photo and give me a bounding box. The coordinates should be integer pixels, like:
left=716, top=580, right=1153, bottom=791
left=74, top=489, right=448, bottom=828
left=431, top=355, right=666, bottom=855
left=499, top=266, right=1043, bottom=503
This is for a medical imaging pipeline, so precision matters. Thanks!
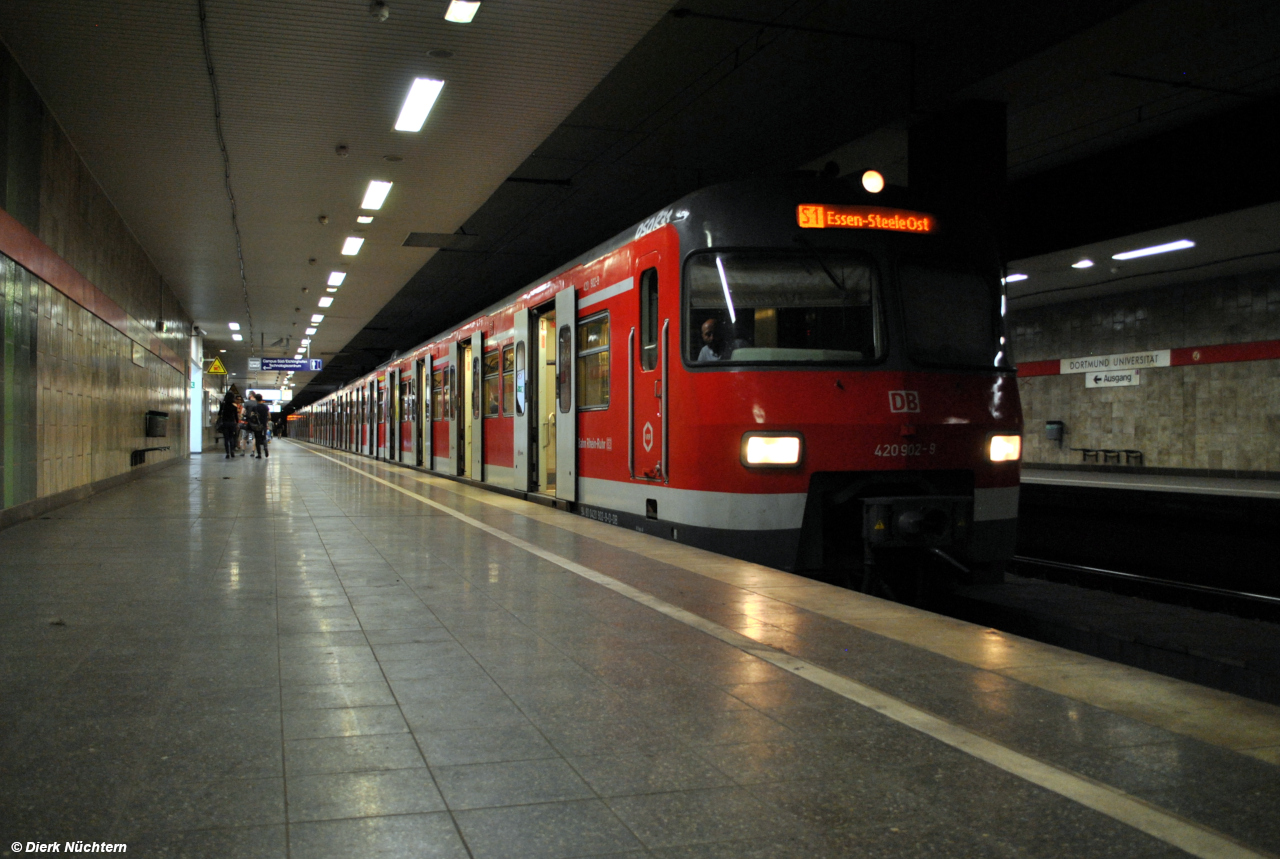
left=1172, top=340, right=1280, bottom=366
left=0, top=208, right=186, bottom=374
left=1018, top=340, right=1280, bottom=377
left=1015, top=359, right=1060, bottom=377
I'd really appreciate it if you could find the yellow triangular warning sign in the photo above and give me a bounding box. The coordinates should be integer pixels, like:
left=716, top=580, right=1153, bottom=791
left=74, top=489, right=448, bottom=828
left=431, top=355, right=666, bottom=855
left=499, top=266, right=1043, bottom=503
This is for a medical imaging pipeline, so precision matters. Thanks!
left=207, top=357, right=228, bottom=375
left=874, top=520, right=886, bottom=530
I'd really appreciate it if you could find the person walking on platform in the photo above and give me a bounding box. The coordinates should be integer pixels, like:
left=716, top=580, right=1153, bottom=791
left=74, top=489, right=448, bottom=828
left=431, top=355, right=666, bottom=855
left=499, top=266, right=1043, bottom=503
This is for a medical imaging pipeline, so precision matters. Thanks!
left=217, top=392, right=240, bottom=459
left=247, top=393, right=271, bottom=458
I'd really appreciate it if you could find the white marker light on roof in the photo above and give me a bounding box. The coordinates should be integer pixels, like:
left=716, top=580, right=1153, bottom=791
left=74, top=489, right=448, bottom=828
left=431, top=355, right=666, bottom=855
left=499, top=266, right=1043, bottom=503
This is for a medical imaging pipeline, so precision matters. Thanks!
left=1112, top=239, right=1195, bottom=260
left=357, top=216, right=374, bottom=224
left=228, top=322, right=241, bottom=330
left=232, top=333, right=243, bottom=341
left=444, top=1, right=480, bottom=23
left=318, top=296, right=334, bottom=308
left=1004, top=273, right=1028, bottom=283
left=361, top=181, right=393, bottom=210
left=341, top=237, right=365, bottom=255
left=1072, top=259, right=1095, bottom=269
left=395, top=78, right=446, bottom=132
left=861, top=169, right=885, bottom=194
left=328, top=271, right=346, bottom=286
left=312, top=314, right=325, bottom=323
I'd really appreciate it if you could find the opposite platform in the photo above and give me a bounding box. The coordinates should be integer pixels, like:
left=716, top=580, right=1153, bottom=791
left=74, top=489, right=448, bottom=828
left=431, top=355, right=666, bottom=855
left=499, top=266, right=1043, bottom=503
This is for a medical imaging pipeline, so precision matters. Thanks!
left=1, top=441, right=1278, bottom=859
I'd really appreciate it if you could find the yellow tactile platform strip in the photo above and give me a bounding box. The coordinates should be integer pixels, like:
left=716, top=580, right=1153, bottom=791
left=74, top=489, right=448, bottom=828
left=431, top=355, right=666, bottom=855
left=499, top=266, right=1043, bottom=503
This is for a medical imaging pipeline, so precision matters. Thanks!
left=317, top=445, right=1280, bottom=766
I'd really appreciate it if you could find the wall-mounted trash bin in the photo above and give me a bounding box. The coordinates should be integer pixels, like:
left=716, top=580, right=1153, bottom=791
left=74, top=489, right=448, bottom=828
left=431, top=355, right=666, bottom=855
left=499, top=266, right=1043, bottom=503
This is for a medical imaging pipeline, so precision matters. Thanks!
left=1045, top=420, right=1064, bottom=447
left=145, top=410, right=169, bottom=438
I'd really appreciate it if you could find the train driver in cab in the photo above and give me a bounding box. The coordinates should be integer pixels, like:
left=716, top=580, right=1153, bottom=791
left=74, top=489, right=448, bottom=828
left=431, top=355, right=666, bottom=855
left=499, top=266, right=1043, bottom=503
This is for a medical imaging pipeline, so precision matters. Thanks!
left=698, top=317, right=726, bottom=361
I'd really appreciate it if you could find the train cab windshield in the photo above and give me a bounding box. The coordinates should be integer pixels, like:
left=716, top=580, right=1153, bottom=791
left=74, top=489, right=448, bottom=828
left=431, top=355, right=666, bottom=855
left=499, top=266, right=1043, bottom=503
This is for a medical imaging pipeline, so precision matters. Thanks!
left=899, top=259, right=1005, bottom=369
left=685, top=250, right=883, bottom=365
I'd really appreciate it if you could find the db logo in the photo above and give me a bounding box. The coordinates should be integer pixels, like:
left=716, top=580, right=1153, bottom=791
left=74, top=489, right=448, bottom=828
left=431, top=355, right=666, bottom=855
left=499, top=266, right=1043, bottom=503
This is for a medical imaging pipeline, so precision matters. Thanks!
left=888, top=391, right=920, bottom=413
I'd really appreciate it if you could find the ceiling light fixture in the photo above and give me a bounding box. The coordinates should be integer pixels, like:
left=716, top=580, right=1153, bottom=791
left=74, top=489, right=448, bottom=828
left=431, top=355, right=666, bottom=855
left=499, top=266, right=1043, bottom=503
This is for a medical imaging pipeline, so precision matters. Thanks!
left=342, top=237, right=365, bottom=255
left=395, top=78, right=445, bottom=132
left=326, top=287, right=338, bottom=293
left=357, top=216, right=374, bottom=224
left=361, top=181, right=393, bottom=210
left=306, top=327, right=317, bottom=335
left=328, top=271, right=346, bottom=286
left=1112, top=239, right=1195, bottom=260
left=300, top=339, right=311, bottom=346
left=444, top=0, right=481, bottom=23
left=312, top=314, right=325, bottom=323
left=318, top=296, right=334, bottom=308
left=232, top=333, right=243, bottom=341
left=1072, top=259, right=1094, bottom=269
left=228, top=322, right=241, bottom=330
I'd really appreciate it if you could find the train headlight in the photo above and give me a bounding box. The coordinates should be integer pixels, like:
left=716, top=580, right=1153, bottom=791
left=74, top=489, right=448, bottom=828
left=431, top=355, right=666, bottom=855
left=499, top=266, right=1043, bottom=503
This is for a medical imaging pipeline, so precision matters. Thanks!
left=988, top=434, right=1022, bottom=462
left=742, top=432, right=803, bottom=467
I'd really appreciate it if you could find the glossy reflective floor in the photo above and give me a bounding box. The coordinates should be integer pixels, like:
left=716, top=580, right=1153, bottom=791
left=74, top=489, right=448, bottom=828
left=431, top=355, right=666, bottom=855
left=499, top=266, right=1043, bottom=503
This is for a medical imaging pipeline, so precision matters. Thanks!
left=1, top=442, right=1278, bottom=858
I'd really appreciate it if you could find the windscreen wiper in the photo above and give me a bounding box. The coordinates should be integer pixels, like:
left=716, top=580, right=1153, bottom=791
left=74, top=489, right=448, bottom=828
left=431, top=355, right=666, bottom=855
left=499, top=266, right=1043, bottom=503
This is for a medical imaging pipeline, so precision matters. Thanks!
left=793, top=234, right=847, bottom=292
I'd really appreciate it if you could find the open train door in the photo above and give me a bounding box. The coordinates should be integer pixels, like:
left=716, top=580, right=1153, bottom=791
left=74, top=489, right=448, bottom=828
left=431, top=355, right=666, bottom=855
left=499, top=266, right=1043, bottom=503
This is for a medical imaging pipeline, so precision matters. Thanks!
left=512, top=308, right=532, bottom=491
left=470, top=330, right=484, bottom=481
left=554, top=286, right=577, bottom=502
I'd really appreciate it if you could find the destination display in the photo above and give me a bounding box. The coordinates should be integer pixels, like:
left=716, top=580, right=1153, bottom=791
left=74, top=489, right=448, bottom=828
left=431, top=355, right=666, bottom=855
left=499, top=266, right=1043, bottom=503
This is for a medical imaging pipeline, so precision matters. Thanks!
left=797, top=204, right=935, bottom=234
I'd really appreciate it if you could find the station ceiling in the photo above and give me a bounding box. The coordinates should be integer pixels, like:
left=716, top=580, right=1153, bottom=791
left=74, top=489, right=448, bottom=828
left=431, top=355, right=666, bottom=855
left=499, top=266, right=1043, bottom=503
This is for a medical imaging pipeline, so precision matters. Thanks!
left=1, top=0, right=1277, bottom=406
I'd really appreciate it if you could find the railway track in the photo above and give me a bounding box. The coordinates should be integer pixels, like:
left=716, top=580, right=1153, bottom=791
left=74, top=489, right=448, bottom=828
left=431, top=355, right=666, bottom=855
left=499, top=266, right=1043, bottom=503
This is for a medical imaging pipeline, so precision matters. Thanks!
left=1012, top=555, right=1280, bottom=624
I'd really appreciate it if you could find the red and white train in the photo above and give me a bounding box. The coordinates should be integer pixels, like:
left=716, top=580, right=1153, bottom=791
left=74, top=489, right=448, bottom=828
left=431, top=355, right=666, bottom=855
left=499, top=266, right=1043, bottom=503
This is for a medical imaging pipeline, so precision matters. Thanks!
left=294, top=174, right=1022, bottom=588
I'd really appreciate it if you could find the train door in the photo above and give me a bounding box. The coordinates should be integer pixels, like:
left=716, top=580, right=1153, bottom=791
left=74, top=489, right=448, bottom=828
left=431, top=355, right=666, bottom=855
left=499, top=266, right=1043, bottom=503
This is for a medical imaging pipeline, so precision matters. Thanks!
left=445, top=353, right=457, bottom=471
left=470, top=331, right=484, bottom=481
left=457, top=341, right=471, bottom=476
left=377, top=375, right=388, bottom=459
left=415, top=358, right=426, bottom=467
left=632, top=257, right=666, bottom=482
left=512, top=308, right=532, bottom=491
left=554, top=287, right=577, bottom=501
left=536, top=307, right=557, bottom=494
left=398, top=368, right=409, bottom=463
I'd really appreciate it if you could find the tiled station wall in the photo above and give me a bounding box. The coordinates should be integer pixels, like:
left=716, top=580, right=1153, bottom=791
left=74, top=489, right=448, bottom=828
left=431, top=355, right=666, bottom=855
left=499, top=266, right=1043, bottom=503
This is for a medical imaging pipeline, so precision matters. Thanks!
left=1012, top=268, right=1280, bottom=473
left=1, top=48, right=192, bottom=516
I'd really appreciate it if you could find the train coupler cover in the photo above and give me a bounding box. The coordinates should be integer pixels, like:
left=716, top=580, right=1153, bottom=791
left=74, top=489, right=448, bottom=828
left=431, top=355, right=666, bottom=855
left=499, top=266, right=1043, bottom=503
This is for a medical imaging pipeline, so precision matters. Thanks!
left=862, top=496, right=972, bottom=549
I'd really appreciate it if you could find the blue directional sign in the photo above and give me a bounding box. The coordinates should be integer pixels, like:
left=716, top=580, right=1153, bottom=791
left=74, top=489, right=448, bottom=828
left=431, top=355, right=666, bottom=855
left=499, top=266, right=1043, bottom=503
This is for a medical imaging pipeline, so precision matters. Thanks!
left=258, top=358, right=323, bottom=372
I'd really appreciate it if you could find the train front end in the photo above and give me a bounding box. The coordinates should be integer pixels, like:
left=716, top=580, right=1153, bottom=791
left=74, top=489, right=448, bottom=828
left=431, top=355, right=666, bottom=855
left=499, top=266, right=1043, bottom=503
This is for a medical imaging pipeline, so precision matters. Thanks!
left=669, top=175, right=1021, bottom=591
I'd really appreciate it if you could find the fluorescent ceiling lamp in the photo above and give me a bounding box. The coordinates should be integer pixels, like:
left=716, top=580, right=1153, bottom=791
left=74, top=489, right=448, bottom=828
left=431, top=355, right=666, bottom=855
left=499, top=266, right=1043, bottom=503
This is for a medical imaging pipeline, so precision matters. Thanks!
left=444, top=0, right=481, bottom=23
left=300, top=339, right=311, bottom=346
left=228, top=322, right=240, bottom=330
left=361, top=181, right=393, bottom=210
left=318, top=296, right=334, bottom=308
left=311, top=314, right=325, bottom=323
left=326, top=287, right=338, bottom=293
left=328, top=271, right=346, bottom=286
left=1071, top=259, right=1094, bottom=269
left=357, top=216, right=374, bottom=224
left=1112, top=239, right=1195, bottom=260
left=305, top=327, right=317, bottom=335
left=395, top=78, right=445, bottom=132
left=341, top=237, right=365, bottom=255
left=231, top=333, right=243, bottom=341
left=1003, top=273, right=1028, bottom=283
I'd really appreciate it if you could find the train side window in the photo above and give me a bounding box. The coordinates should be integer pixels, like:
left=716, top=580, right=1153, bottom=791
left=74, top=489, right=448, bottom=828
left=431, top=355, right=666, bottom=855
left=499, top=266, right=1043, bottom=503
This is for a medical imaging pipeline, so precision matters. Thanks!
left=431, top=369, right=444, bottom=421
left=482, top=350, right=501, bottom=417
left=502, top=345, right=515, bottom=416
left=639, top=267, right=658, bottom=371
left=514, top=342, right=527, bottom=416
left=556, top=325, right=572, bottom=414
left=576, top=312, right=610, bottom=410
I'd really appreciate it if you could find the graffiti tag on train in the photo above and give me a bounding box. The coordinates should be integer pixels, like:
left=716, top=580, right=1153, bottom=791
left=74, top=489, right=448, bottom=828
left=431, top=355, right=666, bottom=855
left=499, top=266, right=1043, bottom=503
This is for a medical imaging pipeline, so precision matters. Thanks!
left=874, top=443, right=937, bottom=457
left=579, top=506, right=619, bottom=525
